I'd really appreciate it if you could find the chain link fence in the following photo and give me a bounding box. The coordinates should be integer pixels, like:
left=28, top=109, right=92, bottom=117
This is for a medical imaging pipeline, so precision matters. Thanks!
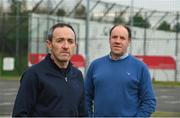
left=0, top=0, right=179, bottom=81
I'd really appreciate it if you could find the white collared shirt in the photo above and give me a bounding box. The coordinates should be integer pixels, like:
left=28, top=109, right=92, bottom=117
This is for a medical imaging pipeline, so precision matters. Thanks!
left=109, top=52, right=129, bottom=61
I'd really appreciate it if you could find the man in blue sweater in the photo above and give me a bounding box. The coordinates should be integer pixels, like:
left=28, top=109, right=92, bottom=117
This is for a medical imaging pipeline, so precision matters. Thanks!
left=85, top=24, right=156, bottom=117
left=12, top=23, right=86, bottom=117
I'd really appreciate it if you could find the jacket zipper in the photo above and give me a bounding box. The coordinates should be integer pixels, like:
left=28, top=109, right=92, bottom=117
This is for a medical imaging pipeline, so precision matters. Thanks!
left=64, top=67, right=69, bottom=82
left=65, top=77, right=67, bottom=82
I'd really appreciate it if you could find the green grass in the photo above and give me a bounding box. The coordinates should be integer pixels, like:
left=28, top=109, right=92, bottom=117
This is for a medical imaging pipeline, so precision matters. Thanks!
left=153, top=81, right=180, bottom=87
left=0, top=76, right=20, bottom=80
left=0, top=54, right=28, bottom=76
left=152, top=111, right=180, bottom=117
left=1, top=76, right=180, bottom=87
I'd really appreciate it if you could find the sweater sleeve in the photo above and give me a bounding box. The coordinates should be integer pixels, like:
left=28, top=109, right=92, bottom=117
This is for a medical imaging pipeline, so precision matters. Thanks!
left=12, top=69, right=38, bottom=117
left=85, top=63, right=95, bottom=117
left=135, top=65, right=156, bottom=117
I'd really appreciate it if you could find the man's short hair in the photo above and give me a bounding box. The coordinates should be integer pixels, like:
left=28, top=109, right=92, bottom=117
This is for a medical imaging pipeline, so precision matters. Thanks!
left=109, top=24, right=131, bottom=39
left=47, top=23, right=76, bottom=41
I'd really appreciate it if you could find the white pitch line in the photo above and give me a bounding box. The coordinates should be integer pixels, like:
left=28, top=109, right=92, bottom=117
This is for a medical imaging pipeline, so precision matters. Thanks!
left=166, top=101, right=180, bottom=104
left=0, top=102, right=13, bottom=106
left=158, top=95, right=174, bottom=99
left=0, top=92, right=17, bottom=96
left=0, top=88, right=18, bottom=92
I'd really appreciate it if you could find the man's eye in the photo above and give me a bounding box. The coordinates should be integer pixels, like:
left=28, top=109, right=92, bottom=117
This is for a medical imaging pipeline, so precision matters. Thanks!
left=57, top=39, right=63, bottom=42
left=121, top=37, right=126, bottom=40
left=68, top=40, right=73, bottom=44
left=68, top=39, right=75, bottom=44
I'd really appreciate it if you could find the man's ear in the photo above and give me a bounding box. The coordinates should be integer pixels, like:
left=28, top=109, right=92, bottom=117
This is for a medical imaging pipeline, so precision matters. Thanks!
left=74, top=43, right=78, bottom=54
left=128, top=38, right=131, bottom=47
left=109, top=37, right=111, bottom=44
left=46, top=39, right=52, bottom=50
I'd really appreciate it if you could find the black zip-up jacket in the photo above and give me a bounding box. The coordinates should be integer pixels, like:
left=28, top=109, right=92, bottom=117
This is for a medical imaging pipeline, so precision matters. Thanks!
left=12, top=54, right=86, bottom=117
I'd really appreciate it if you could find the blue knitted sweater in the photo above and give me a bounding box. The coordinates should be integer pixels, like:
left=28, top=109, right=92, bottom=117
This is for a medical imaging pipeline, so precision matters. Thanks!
left=85, top=54, right=156, bottom=117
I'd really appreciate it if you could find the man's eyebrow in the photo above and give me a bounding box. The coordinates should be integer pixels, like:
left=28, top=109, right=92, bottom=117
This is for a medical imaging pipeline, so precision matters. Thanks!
left=111, top=35, right=118, bottom=37
left=68, top=38, right=75, bottom=40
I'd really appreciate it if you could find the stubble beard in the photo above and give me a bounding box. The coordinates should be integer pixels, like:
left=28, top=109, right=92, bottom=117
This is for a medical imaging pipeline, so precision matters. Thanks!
left=51, top=53, right=69, bottom=68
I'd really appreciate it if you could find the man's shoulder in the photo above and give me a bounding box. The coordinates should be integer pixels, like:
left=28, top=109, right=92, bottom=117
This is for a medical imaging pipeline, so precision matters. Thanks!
left=23, top=63, right=42, bottom=75
left=25, top=58, right=48, bottom=74
left=129, top=55, right=149, bottom=68
left=128, top=55, right=139, bottom=61
left=88, top=55, right=108, bottom=69
left=71, top=65, right=83, bottom=74
left=70, top=66, right=84, bottom=81
left=92, top=55, right=108, bottom=64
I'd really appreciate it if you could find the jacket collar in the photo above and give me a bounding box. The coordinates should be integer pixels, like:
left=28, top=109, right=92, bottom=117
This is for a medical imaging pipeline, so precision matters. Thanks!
left=45, top=53, right=72, bottom=73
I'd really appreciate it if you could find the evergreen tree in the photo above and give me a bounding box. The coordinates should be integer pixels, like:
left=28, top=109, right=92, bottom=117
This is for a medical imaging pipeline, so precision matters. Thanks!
left=157, top=21, right=171, bottom=31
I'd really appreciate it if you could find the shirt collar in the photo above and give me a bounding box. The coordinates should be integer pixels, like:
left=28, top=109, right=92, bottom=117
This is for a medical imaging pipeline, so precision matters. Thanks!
left=109, top=52, right=129, bottom=61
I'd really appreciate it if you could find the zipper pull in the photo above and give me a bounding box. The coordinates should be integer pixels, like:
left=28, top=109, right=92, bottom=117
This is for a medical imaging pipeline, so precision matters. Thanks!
left=65, top=77, right=67, bottom=82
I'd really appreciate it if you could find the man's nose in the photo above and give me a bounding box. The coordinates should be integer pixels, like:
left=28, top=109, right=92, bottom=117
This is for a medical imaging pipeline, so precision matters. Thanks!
left=114, top=38, right=121, bottom=43
left=62, top=41, right=69, bottom=48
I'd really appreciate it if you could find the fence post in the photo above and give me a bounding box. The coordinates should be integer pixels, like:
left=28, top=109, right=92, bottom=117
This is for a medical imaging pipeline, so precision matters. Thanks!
left=143, top=11, right=147, bottom=56
left=0, top=56, right=2, bottom=78
left=175, top=12, right=179, bottom=82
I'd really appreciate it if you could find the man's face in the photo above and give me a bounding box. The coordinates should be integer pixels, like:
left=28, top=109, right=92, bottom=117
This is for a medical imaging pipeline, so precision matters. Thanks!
left=109, top=25, right=131, bottom=59
left=47, top=27, right=76, bottom=63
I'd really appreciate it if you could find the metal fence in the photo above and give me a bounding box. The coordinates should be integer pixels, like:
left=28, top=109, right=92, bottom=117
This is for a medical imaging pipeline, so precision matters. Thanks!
left=0, top=0, right=180, bottom=81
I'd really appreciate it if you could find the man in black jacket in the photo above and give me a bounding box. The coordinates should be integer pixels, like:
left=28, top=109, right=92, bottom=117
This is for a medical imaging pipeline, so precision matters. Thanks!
left=12, top=23, right=86, bottom=117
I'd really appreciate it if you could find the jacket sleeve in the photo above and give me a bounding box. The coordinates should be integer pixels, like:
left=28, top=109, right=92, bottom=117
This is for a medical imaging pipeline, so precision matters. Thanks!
left=12, top=69, right=38, bottom=117
left=135, top=65, right=156, bottom=117
left=84, top=63, right=95, bottom=117
left=78, top=72, right=87, bottom=117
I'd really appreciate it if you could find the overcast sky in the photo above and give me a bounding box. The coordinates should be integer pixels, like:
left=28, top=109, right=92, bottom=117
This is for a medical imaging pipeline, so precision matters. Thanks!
left=102, top=0, right=180, bottom=12
left=1, top=0, right=180, bottom=12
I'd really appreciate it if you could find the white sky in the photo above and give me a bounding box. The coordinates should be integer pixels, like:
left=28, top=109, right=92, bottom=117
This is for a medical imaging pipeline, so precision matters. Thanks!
left=102, top=0, right=180, bottom=12
left=1, top=0, right=180, bottom=12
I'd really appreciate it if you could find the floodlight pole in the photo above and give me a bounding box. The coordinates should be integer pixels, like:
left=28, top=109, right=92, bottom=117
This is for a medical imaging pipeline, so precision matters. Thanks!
left=15, top=0, right=21, bottom=73
left=129, top=0, right=134, bottom=53
left=143, top=12, right=147, bottom=55
left=85, top=0, right=90, bottom=74
left=16, top=1, right=20, bottom=58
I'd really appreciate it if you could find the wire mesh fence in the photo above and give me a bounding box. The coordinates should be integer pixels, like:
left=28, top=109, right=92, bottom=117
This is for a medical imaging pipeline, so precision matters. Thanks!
left=0, top=0, right=180, bottom=81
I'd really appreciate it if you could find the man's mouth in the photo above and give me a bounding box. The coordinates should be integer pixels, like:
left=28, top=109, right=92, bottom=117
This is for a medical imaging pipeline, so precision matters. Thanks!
left=113, top=46, right=122, bottom=49
left=61, top=52, right=70, bottom=55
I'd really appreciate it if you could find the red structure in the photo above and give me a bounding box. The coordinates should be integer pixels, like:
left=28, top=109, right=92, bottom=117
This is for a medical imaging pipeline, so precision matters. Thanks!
left=28, top=54, right=176, bottom=70
left=135, top=55, right=176, bottom=70
left=28, top=53, right=85, bottom=68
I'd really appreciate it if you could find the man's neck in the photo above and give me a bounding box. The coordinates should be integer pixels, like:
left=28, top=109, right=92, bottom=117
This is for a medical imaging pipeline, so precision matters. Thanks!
left=110, top=52, right=128, bottom=61
left=55, top=61, right=69, bottom=69
left=51, top=55, right=69, bottom=69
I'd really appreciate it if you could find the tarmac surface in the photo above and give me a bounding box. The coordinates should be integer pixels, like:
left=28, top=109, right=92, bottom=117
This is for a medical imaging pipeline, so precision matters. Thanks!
left=155, top=86, right=180, bottom=112
left=0, top=79, right=180, bottom=116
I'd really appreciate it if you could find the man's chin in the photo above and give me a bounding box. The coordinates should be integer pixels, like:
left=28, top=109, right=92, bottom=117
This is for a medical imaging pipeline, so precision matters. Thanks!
left=112, top=52, right=123, bottom=57
left=58, top=58, right=70, bottom=62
